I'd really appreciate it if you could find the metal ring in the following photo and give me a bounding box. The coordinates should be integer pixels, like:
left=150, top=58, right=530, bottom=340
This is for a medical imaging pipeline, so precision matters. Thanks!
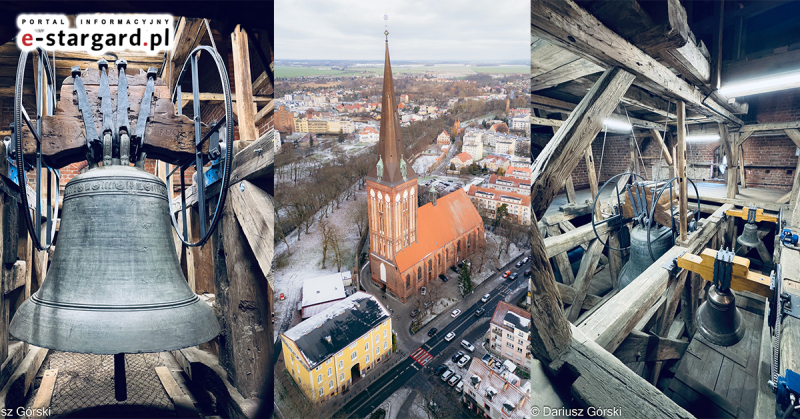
left=591, top=172, right=646, bottom=251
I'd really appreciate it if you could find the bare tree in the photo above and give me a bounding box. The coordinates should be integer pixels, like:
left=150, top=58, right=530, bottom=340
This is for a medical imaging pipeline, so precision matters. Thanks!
left=352, top=196, right=369, bottom=237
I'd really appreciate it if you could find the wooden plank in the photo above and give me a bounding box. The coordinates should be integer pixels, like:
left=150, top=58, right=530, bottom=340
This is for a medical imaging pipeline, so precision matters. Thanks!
left=556, top=282, right=601, bottom=310
left=231, top=25, right=258, bottom=144
left=30, top=369, right=57, bottom=419
left=0, top=346, right=48, bottom=410
left=218, top=197, right=270, bottom=399
left=531, top=66, right=635, bottom=219
left=677, top=101, right=688, bottom=240
left=531, top=57, right=603, bottom=90
left=230, top=130, right=275, bottom=184
left=613, top=330, right=689, bottom=364
left=584, top=148, right=599, bottom=209
left=660, top=36, right=711, bottom=86
left=681, top=272, right=703, bottom=337
left=2, top=261, right=25, bottom=295
left=0, top=342, right=24, bottom=392
left=650, top=270, right=689, bottom=384
left=566, top=237, right=606, bottom=322
left=558, top=221, right=609, bottom=265
left=530, top=116, right=563, bottom=127
left=167, top=18, right=206, bottom=93
left=155, top=366, right=200, bottom=418
left=546, top=225, right=575, bottom=286
left=229, top=181, right=274, bottom=279
left=544, top=221, right=610, bottom=258
left=180, top=93, right=273, bottom=104
left=529, top=211, right=573, bottom=363
left=650, top=129, right=673, bottom=166
left=253, top=100, right=274, bottom=127
left=530, top=0, right=745, bottom=124
left=564, top=176, right=576, bottom=204
left=548, top=326, right=693, bottom=418
left=740, top=121, right=800, bottom=133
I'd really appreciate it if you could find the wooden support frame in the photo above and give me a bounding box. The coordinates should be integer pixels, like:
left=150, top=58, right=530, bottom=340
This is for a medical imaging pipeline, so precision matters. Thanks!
left=531, top=66, right=635, bottom=219
left=531, top=0, right=746, bottom=125
left=546, top=225, right=575, bottom=286
left=677, top=101, right=688, bottom=241
left=613, top=330, right=689, bottom=364
left=231, top=25, right=258, bottom=144
left=565, top=237, right=606, bottom=322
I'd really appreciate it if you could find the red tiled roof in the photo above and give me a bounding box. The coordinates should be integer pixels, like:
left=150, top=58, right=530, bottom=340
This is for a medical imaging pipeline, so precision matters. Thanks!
left=395, top=189, right=482, bottom=272
left=361, top=126, right=379, bottom=135
left=455, top=152, right=472, bottom=163
left=488, top=175, right=530, bottom=188
left=490, top=301, right=530, bottom=329
left=483, top=155, right=508, bottom=163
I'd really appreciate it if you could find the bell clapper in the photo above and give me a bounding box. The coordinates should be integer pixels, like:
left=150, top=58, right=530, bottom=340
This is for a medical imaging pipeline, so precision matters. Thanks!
left=114, top=353, right=127, bottom=402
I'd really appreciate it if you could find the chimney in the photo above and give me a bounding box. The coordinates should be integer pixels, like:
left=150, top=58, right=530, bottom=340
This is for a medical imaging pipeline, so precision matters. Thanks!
left=430, top=185, right=437, bottom=206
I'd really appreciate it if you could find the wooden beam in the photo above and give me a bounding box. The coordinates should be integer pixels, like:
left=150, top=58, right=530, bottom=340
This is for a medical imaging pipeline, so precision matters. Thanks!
left=531, top=58, right=604, bottom=90
left=649, top=270, right=688, bottom=384
left=677, top=102, right=688, bottom=240
left=2, top=261, right=25, bottom=295
left=556, top=282, right=602, bottom=310
left=155, top=366, right=200, bottom=418
left=566, top=237, right=606, bottom=322
left=558, top=221, right=609, bottom=265
left=738, top=143, right=747, bottom=189
left=785, top=129, right=800, bottom=149
left=547, top=225, right=575, bottom=286
left=180, top=92, right=273, bottom=104
left=30, top=369, right=57, bottom=419
left=564, top=176, right=577, bottom=204
left=710, top=0, right=725, bottom=90
left=532, top=66, right=635, bottom=219
left=168, top=18, right=206, bottom=93
left=579, top=203, right=733, bottom=352
left=649, top=129, right=673, bottom=165
left=530, top=116, right=564, bottom=127
left=531, top=0, right=745, bottom=124
left=681, top=272, right=704, bottom=337
left=740, top=121, right=800, bottom=133
left=584, top=148, right=599, bottom=208
left=229, top=181, right=274, bottom=279
left=529, top=211, right=573, bottom=363
left=544, top=221, right=610, bottom=258
left=613, top=330, right=689, bottom=364
left=253, top=100, right=274, bottom=127
left=0, top=347, right=48, bottom=410
left=547, top=326, right=693, bottom=418
left=231, top=25, right=258, bottom=144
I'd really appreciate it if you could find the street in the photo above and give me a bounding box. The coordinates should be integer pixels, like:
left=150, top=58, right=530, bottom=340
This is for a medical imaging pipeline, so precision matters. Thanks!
left=337, top=256, right=530, bottom=418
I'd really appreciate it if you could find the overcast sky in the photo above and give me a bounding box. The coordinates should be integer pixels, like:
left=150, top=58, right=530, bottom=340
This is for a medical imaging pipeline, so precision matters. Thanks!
left=275, top=0, right=530, bottom=62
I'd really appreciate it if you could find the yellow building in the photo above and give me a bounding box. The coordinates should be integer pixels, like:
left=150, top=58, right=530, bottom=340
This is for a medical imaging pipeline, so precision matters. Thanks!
left=280, top=292, right=393, bottom=402
left=294, top=118, right=329, bottom=133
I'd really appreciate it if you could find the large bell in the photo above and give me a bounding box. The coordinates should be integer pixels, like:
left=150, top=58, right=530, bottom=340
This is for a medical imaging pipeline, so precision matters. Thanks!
left=10, top=165, right=220, bottom=354
left=696, top=284, right=745, bottom=346
left=737, top=222, right=761, bottom=249
left=618, top=224, right=673, bottom=288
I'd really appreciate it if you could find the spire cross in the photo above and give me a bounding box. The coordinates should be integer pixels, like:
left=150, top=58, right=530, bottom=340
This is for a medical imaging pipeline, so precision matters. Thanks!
left=384, top=14, right=389, bottom=41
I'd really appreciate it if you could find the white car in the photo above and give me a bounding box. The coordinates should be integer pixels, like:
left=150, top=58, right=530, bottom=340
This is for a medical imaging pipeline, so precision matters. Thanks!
left=461, top=340, right=475, bottom=352
left=441, top=369, right=454, bottom=381
left=455, top=381, right=464, bottom=392
left=420, top=287, right=427, bottom=296
left=457, top=354, right=471, bottom=368
left=481, top=293, right=490, bottom=303
left=444, top=332, right=456, bottom=342
left=451, top=309, right=461, bottom=318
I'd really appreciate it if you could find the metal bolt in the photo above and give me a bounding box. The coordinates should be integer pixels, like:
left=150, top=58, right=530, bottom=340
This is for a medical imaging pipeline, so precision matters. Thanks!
left=255, top=148, right=263, bottom=156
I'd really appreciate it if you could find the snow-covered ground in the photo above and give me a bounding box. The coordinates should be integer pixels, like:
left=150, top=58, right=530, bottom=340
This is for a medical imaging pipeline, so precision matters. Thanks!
left=412, top=155, right=439, bottom=175
left=273, top=190, right=365, bottom=341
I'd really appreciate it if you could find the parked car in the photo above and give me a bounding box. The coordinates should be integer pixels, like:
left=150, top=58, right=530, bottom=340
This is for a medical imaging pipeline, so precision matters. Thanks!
left=439, top=274, right=448, bottom=282
left=522, top=257, right=529, bottom=264
left=481, top=293, right=490, bottom=303
left=475, top=308, right=485, bottom=317
left=420, top=286, right=427, bottom=296
left=444, top=332, right=456, bottom=342
left=461, top=340, right=475, bottom=352
left=441, top=369, right=454, bottom=381
left=451, top=309, right=461, bottom=318
left=448, top=374, right=462, bottom=386
left=455, top=381, right=464, bottom=392
left=515, top=261, right=523, bottom=268
left=410, top=309, right=420, bottom=318
left=457, top=355, right=471, bottom=368
left=434, top=364, right=448, bottom=376
left=524, top=269, right=531, bottom=277
left=428, top=328, right=438, bottom=337
left=503, top=270, right=511, bottom=278
left=509, top=272, right=518, bottom=280
left=451, top=266, right=460, bottom=274
left=424, top=301, right=432, bottom=308
left=452, top=351, right=464, bottom=363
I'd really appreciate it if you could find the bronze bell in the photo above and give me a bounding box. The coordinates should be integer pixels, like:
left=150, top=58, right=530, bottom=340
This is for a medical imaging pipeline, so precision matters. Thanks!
left=737, top=222, right=761, bottom=249
left=695, top=248, right=745, bottom=346
left=9, top=164, right=220, bottom=354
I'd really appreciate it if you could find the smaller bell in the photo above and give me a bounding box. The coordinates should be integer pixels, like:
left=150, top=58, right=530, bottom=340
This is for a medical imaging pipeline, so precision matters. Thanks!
left=737, top=222, right=761, bottom=249
left=696, top=284, right=745, bottom=346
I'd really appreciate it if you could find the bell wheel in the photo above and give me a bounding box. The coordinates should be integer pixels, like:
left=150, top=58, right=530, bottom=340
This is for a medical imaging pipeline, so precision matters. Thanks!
left=168, top=46, right=234, bottom=248
left=591, top=172, right=645, bottom=251
left=13, top=49, right=60, bottom=251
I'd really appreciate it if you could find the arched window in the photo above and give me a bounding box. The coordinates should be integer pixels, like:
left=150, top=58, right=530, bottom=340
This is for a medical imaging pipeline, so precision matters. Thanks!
left=417, top=267, right=422, bottom=281
left=457, top=240, right=461, bottom=253
left=406, top=275, right=411, bottom=290
left=446, top=248, right=450, bottom=263
left=437, top=254, right=441, bottom=267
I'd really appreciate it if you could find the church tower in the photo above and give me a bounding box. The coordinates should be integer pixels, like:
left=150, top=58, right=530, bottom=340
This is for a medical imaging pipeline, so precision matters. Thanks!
left=366, top=31, right=418, bottom=286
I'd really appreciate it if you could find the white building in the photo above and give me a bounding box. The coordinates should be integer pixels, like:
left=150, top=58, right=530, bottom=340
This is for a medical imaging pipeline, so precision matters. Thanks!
left=462, top=357, right=530, bottom=419
left=495, top=138, right=517, bottom=156
left=489, top=301, right=531, bottom=369
left=358, top=126, right=379, bottom=143
left=511, top=116, right=529, bottom=132
left=462, top=138, right=484, bottom=162
left=467, top=185, right=531, bottom=225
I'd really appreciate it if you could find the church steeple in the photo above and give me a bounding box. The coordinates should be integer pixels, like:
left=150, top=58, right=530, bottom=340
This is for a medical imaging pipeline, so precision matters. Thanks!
left=368, top=34, right=417, bottom=185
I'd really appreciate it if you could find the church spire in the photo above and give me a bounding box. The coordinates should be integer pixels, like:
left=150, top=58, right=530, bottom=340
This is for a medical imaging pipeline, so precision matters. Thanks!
left=368, top=24, right=417, bottom=185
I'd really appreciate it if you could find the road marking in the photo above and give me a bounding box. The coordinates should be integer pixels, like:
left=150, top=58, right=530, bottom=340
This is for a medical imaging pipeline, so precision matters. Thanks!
left=410, top=347, right=433, bottom=365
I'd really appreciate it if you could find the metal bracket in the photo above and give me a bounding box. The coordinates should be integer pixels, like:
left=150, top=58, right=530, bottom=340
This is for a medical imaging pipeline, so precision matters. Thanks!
left=72, top=66, right=101, bottom=163
left=713, top=247, right=734, bottom=291
left=782, top=292, right=800, bottom=321
left=663, top=251, right=686, bottom=274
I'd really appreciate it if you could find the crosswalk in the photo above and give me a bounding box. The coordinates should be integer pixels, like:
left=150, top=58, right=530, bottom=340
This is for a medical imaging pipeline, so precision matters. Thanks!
left=409, top=347, right=433, bottom=365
